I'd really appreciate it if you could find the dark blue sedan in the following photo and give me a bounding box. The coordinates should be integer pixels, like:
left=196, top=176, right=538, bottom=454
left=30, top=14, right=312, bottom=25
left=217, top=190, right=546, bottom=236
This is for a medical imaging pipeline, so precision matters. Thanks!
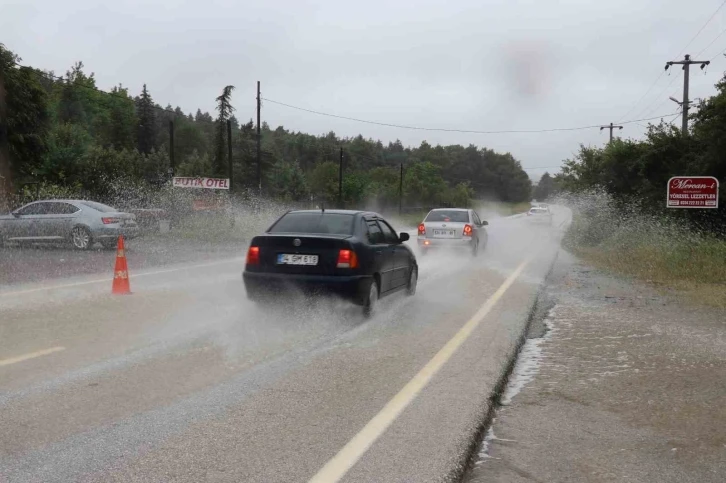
left=242, top=210, right=418, bottom=317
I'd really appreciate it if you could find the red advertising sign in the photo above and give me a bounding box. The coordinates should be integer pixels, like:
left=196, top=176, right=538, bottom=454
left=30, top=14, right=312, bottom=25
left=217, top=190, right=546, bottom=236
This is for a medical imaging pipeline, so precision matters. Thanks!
left=667, top=176, right=719, bottom=209
left=172, top=177, right=230, bottom=190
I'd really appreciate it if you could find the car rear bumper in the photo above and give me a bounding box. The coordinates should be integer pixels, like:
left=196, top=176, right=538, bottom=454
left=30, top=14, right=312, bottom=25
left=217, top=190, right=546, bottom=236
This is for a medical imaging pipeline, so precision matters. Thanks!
left=417, top=236, right=475, bottom=249
left=93, top=226, right=141, bottom=240
left=242, top=271, right=372, bottom=304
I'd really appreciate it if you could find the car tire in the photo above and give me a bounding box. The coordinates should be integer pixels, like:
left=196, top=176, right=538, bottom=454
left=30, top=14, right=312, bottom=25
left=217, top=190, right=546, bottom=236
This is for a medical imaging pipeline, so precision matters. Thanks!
left=70, top=226, right=93, bottom=250
left=406, top=266, right=417, bottom=296
left=471, top=239, right=479, bottom=257
left=363, top=278, right=379, bottom=318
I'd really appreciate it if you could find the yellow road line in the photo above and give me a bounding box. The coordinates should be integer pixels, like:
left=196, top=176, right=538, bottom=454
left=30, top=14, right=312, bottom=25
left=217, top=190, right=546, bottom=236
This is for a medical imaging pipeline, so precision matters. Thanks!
left=308, top=256, right=533, bottom=483
left=0, top=346, right=66, bottom=367
left=0, top=258, right=244, bottom=297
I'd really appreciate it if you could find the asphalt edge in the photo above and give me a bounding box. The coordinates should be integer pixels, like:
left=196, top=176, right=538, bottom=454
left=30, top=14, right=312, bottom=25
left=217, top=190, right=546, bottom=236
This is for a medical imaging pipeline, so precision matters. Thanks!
left=445, top=247, right=562, bottom=483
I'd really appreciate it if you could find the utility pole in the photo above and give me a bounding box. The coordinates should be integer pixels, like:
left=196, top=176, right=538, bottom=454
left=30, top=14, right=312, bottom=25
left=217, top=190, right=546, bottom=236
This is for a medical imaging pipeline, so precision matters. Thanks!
left=256, top=81, right=262, bottom=194
left=338, top=147, right=343, bottom=208
left=666, top=54, right=710, bottom=135
left=399, top=163, right=403, bottom=216
left=600, top=122, right=623, bottom=144
left=168, top=120, right=175, bottom=176
left=226, top=120, right=233, bottom=191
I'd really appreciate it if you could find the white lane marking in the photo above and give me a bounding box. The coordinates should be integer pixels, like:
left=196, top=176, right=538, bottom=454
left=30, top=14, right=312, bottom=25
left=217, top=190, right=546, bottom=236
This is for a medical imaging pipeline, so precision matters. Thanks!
left=308, top=256, right=533, bottom=483
left=0, top=346, right=66, bottom=367
left=0, top=258, right=245, bottom=297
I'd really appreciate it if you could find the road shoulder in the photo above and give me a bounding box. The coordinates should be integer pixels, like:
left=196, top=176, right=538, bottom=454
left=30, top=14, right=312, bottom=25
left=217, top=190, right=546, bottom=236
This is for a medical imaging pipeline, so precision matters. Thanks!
left=467, top=249, right=726, bottom=483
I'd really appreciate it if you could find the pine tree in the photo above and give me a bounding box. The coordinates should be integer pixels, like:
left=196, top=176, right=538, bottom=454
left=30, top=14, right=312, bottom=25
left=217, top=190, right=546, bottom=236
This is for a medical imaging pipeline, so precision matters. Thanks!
left=214, top=85, right=235, bottom=176
left=135, top=84, right=156, bottom=154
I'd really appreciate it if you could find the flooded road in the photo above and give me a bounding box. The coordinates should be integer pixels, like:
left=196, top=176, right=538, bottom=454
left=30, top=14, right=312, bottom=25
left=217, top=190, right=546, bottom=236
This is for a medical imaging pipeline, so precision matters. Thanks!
left=0, top=209, right=570, bottom=482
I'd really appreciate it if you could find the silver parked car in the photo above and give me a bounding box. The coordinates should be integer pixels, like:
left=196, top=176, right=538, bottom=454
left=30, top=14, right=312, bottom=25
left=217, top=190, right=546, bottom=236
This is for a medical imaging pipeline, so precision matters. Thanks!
left=417, top=208, right=488, bottom=256
left=0, top=200, right=140, bottom=250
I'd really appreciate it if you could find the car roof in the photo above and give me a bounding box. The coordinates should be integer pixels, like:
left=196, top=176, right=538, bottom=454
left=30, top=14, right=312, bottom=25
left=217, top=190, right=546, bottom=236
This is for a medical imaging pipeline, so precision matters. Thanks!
left=429, top=208, right=469, bottom=212
left=288, top=209, right=364, bottom=215
left=286, top=209, right=384, bottom=218
left=25, top=199, right=96, bottom=204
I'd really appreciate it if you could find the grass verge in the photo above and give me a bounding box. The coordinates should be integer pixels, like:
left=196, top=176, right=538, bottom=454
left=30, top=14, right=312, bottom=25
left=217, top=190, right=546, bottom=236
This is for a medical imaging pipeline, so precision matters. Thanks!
left=565, top=214, right=726, bottom=308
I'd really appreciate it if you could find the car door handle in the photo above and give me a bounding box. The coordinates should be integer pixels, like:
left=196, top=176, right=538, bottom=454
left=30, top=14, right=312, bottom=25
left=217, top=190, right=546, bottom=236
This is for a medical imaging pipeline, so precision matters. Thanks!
left=374, top=249, right=383, bottom=255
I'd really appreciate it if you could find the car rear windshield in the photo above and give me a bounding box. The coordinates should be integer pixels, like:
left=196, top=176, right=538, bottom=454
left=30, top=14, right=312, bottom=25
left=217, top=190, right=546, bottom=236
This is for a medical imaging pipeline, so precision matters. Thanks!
left=425, top=210, right=469, bottom=223
left=81, top=201, right=117, bottom=213
left=530, top=208, right=548, bottom=213
left=269, top=212, right=355, bottom=235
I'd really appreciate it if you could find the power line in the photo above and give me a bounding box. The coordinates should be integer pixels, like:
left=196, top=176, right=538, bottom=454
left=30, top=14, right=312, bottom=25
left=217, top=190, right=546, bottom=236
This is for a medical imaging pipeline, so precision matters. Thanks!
left=695, top=26, right=726, bottom=58
left=618, top=0, right=726, bottom=122
left=710, top=46, right=726, bottom=61
left=676, top=0, right=726, bottom=58
left=263, top=98, right=676, bottom=135
left=637, top=74, right=680, bottom=119
left=617, top=73, right=667, bottom=123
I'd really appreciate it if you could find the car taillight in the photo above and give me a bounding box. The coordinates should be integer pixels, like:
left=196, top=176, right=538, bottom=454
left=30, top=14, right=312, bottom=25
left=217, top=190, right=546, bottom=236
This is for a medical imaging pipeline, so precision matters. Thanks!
left=337, top=249, right=358, bottom=268
left=246, top=246, right=260, bottom=265
left=418, top=223, right=426, bottom=235
left=102, top=217, right=122, bottom=224
left=463, top=224, right=473, bottom=236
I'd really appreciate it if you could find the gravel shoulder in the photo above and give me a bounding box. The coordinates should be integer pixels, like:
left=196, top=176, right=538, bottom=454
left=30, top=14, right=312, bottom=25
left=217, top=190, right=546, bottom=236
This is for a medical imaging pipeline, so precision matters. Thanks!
left=467, top=249, right=726, bottom=483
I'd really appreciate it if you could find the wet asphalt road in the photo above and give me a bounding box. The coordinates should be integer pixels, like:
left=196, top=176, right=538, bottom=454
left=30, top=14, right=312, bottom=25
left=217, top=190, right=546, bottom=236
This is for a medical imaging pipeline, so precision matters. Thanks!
left=0, top=211, right=569, bottom=482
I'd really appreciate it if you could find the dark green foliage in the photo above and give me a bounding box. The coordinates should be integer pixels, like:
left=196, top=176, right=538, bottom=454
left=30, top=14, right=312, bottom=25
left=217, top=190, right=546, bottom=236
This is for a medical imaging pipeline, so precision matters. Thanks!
left=533, top=172, right=555, bottom=201
left=1, top=44, right=533, bottom=209
left=214, top=85, right=235, bottom=176
left=559, top=76, right=726, bottom=234
left=136, top=84, right=156, bottom=154
left=0, top=44, right=50, bottom=184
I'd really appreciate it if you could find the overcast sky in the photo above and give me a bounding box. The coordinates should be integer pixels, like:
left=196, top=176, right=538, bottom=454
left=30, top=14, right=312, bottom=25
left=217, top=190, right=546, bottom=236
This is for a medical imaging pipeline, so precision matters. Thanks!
left=4, top=0, right=726, bottom=179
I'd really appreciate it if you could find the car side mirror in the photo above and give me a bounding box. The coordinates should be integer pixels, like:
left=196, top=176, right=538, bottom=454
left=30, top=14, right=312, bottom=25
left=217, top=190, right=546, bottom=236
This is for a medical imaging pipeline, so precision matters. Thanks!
left=480, top=220, right=488, bottom=226
left=399, top=232, right=410, bottom=243
left=11, top=211, right=20, bottom=218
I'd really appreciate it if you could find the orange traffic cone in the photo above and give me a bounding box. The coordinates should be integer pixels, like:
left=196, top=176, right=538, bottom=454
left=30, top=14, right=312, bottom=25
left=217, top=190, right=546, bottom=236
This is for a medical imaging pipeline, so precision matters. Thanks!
left=112, top=236, right=131, bottom=295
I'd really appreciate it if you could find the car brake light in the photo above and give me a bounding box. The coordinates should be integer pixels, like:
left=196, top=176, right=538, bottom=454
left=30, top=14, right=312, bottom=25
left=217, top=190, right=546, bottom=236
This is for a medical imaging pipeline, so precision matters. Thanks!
left=418, top=223, right=426, bottom=235
left=337, top=249, right=358, bottom=268
left=102, top=217, right=121, bottom=224
left=246, top=246, right=260, bottom=265
left=463, top=224, right=473, bottom=236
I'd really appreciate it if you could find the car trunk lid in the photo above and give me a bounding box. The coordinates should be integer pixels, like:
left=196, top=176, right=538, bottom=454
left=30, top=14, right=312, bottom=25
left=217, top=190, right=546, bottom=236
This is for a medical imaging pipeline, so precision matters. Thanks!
left=249, top=234, right=354, bottom=275
left=422, top=221, right=466, bottom=239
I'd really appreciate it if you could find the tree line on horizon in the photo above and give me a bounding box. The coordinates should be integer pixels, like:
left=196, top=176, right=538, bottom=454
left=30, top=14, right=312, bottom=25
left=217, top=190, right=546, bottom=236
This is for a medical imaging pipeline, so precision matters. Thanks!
left=0, top=43, right=534, bottom=211
left=556, top=74, right=726, bottom=234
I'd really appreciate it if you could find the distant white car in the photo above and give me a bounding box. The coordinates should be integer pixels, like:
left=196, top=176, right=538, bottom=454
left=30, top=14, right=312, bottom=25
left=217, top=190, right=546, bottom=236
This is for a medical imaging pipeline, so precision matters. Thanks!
left=527, top=205, right=553, bottom=225
left=417, top=208, right=488, bottom=257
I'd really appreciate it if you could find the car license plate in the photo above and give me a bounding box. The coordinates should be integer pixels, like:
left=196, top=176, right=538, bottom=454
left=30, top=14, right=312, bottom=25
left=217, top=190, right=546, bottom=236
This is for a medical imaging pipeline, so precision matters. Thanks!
left=277, top=254, right=319, bottom=265
left=433, top=229, right=455, bottom=238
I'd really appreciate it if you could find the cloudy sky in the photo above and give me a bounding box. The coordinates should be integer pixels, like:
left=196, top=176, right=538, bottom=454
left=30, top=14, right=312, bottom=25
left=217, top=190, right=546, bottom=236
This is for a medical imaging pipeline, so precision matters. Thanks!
left=4, top=0, right=726, bottom=179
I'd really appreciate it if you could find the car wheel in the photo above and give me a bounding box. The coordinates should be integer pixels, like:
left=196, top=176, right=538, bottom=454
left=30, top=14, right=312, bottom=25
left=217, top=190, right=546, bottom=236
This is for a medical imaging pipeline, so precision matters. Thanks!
left=71, top=226, right=93, bottom=250
left=471, top=239, right=479, bottom=257
left=363, top=279, right=379, bottom=318
left=406, top=266, right=418, bottom=296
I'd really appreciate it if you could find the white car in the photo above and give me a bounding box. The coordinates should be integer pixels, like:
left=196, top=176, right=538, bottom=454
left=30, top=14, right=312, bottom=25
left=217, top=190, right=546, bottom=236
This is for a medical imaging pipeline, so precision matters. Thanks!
left=527, top=205, right=553, bottom=225
left=417, top=208, right=488, bottom=257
